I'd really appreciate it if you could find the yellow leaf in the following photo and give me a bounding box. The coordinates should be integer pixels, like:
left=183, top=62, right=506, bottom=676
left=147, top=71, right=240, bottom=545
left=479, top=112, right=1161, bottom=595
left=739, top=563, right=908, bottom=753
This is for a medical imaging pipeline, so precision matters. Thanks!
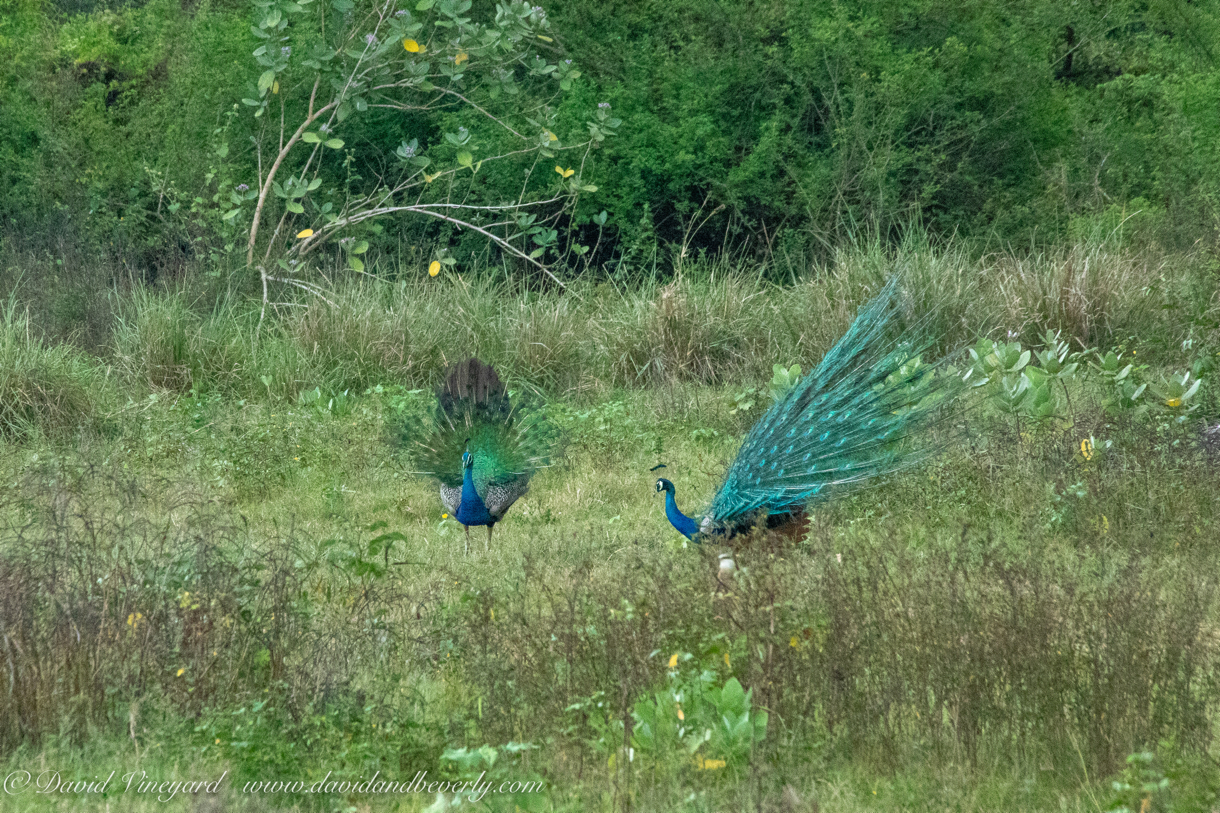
left=544, top=130, right=558, bottom=142
left=723, top=652, right=731, bottom=668
left=667, top=653, right=678, bottom=669
left=696, top=757, right=726, bottom=770
left=454, top=51, right=468, bottom=65
left=676, top=704, right=684, bottom=721
left=1166, top=397, right=1182, bottom=407
left=428, top=260, right=441, bottom=277
left=176, top=668, right=186, bottom=677
left=1080, top=438, right=1093, bottom=460
left=272, top=80, right=279, bottom=94
left=790, top=636, right=799, bottom=649
left=536, top=34, right=553, bottom=42
left=296, top=229, right=314, bottom=238
left=424, top=172, right=437, bottom=183
left=403, top=39, right=421, bottom=52
left=555, top=166, right=574, bottom=178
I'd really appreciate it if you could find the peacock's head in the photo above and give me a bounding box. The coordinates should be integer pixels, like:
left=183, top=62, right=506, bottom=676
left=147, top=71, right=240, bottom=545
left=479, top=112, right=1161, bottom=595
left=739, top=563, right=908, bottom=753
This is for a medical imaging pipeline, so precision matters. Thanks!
left=462, top=439, right=473, bottom=469
left=650, top=463, right=673, bottom=496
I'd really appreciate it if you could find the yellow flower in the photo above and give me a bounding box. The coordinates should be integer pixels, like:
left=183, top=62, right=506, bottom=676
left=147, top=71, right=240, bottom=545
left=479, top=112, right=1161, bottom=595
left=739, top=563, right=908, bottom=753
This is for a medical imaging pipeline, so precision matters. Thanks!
left=667, top=653, right=678, bottom=668
left=454, top=51, right=468, bottom=65
left=555, top=165, right=575, bottom=178
left=1166, top=397, right=1182, bottom=408
left=215, top=738, right=220, bottom=744
left=696, top=756, right=726, bottom=770
left=428, top=260, right=441, bottom=277
left=296, top=228, right=314, bottom=238
left=790, top=636, right=799, bottom=649
left=442, top=512, right=449, bottom=519
left=676, top=704, right=684, bottom=721
left=403, top=39, right=421, bottom=52
left=1080, top=438, right=1093, bottom=460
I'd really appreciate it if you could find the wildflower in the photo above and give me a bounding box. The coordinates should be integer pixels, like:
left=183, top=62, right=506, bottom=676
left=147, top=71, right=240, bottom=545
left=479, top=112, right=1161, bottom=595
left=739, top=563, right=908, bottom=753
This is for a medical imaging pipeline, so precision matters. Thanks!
left=598, top=102, right=610, bottom=109
left=564, top=59, right=571, bottom=64
left=400, top=143, right=416, bottom=158
left=281, top=46, right=291, bottom=57
left=236, top=183, right=249, bottom=192
left=1166, top=397, right=1182, bottom=408
left=442, top=513, right=448, bottom=519
left=365, top=33, right=377, bottom=45
left=395, top=8, right=408, bottom=15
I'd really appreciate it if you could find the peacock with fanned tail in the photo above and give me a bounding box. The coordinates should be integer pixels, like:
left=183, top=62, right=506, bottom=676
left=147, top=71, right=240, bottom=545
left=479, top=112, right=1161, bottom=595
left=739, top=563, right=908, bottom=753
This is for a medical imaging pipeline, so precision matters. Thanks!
left=406, top=358, right=554, bottom=552
left=656, top=276, right=968, bottom=544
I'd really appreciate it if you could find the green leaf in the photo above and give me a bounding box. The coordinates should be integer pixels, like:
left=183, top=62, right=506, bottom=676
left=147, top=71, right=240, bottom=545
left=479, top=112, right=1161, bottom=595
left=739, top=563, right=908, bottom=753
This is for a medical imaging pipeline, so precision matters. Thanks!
left=222, top=208, right=242, bottom=221
left=456, top=150, right=473, bottom=168
left=301, top=132, right=321, bottom=143
left=257, top=70, right=276, bottom=94
left=416, top=0, right=434, bottom=7
left=307, top=177, right=323, bottom=191
left=286, top=201, right=305, bottom=214
left=351, top=240, right=369, bottom=255
left=348, top=255, right=365, bottom=272
left=324, top=138, right=345, bottom=149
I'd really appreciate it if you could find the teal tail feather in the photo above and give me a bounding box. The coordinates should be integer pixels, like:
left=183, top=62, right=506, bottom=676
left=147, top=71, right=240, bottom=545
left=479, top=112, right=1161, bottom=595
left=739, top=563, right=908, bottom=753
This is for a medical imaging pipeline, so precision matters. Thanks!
left=400, top=359, right=555, bottom=511
left=703, top=276, right=969, bottom=536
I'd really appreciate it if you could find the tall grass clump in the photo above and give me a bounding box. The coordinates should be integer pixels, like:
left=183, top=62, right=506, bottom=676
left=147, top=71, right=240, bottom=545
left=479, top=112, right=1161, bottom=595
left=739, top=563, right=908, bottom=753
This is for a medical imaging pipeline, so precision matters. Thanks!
left=0, top=295, right=113, bottom=440
left=111, top=287, right=318, bottom=399
left=109, top=235, right=1220, bottom=401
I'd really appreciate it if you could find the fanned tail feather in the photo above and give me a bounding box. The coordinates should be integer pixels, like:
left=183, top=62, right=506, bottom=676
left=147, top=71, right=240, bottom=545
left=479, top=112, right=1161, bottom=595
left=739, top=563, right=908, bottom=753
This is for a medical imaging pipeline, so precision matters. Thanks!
left=706, top=276, right=967, bottom=532
left=404, top=359, right=553, bottom=492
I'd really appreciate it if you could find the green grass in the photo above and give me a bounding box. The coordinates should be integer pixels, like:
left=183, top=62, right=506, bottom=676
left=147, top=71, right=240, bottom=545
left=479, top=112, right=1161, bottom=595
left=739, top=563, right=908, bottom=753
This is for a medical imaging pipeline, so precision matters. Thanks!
left=1, top=239, right=1219, bottom=811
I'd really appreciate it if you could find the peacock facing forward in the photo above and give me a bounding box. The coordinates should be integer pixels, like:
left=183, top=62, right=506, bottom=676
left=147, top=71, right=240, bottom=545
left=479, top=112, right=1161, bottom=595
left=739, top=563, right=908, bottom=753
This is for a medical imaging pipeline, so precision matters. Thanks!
left=407, top=358, right=554, bottom=552
left=656, top=276, right=967, bottom=544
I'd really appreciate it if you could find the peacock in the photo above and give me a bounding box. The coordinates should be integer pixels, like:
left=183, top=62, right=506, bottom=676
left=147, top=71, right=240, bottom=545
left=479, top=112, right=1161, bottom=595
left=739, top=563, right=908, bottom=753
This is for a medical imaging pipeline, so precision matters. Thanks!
left=655, top=276, right=967, bottom=544
left=406, top=358, right=554, bottom=552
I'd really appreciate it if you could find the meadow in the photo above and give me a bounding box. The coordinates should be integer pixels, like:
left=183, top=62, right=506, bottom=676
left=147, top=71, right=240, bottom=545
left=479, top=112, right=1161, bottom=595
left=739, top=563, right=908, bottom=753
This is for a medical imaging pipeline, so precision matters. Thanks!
left=2, top=237, right=1220, bottom=812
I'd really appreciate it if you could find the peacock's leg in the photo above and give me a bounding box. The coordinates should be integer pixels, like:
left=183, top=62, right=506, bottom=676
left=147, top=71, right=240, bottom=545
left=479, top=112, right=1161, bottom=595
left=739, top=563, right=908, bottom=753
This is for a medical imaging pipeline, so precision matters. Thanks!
left=486, top=524, right=493, bottom=551
left=464, top=524, right=470, bottom=557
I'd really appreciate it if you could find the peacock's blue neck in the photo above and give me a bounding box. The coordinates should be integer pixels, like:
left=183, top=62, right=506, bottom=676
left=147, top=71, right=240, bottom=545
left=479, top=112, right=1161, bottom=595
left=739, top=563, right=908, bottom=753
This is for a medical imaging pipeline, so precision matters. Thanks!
left=665, top=490, right=700, bottom=541
left=457, top=464, right=493, bottom=526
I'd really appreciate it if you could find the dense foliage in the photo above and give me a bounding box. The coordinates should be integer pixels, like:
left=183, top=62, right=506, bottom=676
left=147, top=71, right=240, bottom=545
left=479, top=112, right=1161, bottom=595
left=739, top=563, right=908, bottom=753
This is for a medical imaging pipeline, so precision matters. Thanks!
left=2, top=0, right=1219, bottom=275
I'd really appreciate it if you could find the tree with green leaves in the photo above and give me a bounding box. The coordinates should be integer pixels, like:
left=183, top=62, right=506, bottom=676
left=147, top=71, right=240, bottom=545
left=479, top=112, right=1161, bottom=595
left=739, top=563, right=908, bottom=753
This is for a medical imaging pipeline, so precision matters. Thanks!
left=220, top=0, right=618, bottom=316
